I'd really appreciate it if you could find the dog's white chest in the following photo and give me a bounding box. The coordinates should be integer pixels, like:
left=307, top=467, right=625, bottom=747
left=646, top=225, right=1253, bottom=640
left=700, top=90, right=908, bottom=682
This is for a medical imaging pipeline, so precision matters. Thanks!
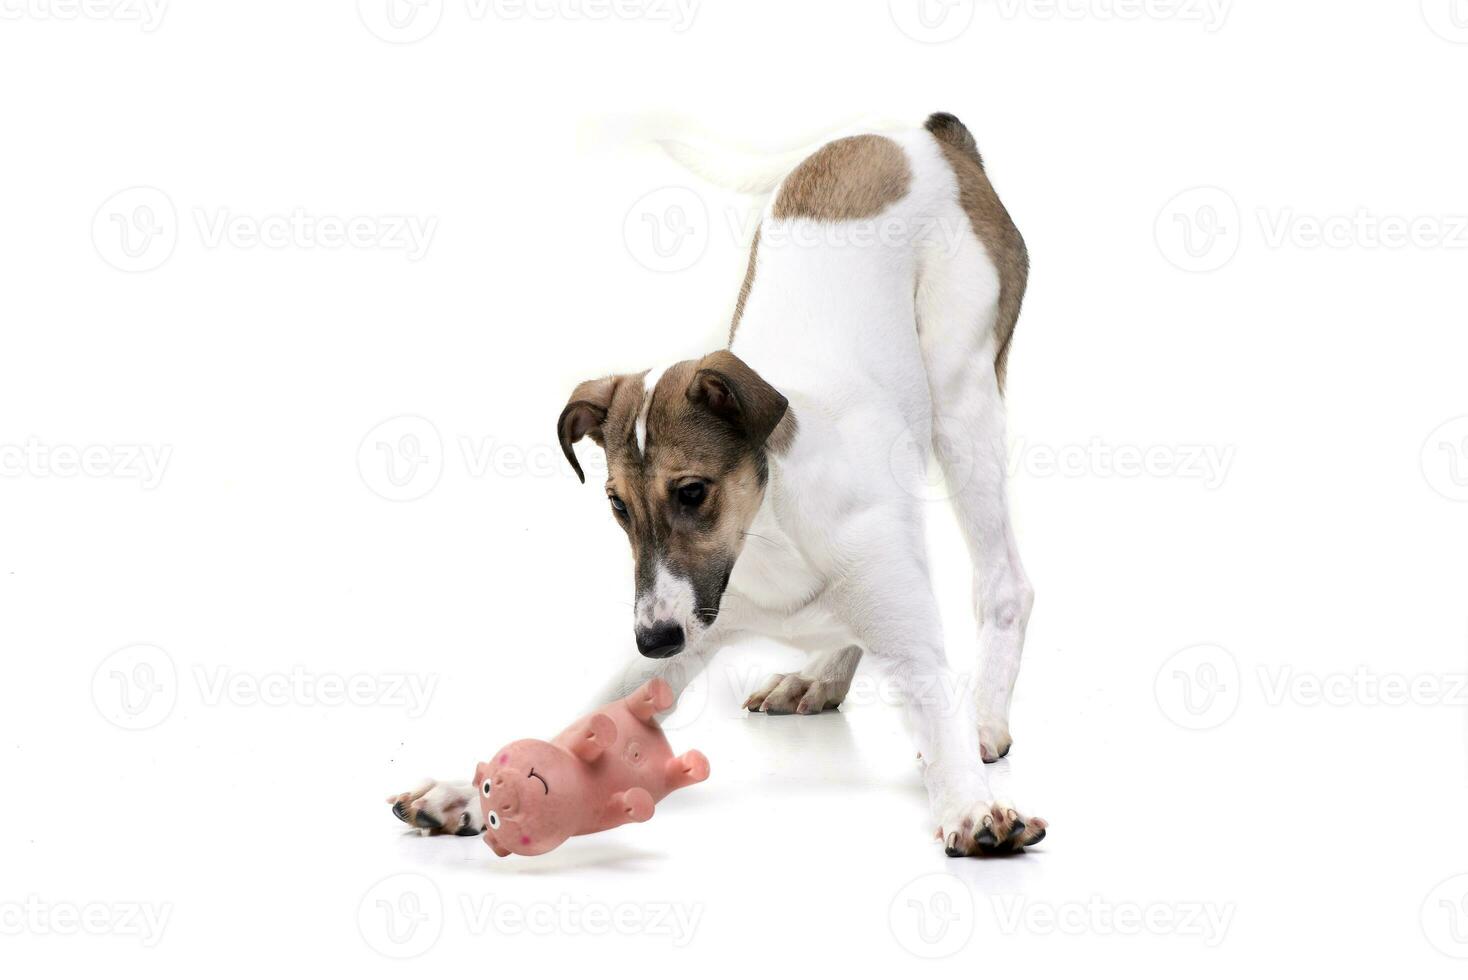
left=722, top=495, right=855, bottom=651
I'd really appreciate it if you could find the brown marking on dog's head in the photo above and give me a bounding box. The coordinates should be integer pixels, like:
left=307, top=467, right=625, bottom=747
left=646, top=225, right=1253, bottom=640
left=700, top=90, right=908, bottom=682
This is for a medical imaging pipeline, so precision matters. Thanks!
left=772, top=134, right=912, bottom=223
left=558, top=351, right=791, bottom=658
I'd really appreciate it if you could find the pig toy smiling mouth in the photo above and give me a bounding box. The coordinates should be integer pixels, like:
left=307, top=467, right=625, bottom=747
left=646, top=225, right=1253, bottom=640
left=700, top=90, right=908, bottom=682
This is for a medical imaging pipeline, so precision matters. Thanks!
left=473, top=678, right=709, bottom=858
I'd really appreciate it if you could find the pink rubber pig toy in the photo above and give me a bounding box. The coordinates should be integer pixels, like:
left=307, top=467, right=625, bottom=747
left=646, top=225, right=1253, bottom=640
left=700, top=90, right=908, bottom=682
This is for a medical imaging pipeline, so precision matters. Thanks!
left=473, top=678, right=709, bottom=857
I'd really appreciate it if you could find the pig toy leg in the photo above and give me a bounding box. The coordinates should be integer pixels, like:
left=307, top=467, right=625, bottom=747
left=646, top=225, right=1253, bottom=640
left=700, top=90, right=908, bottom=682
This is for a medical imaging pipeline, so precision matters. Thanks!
left=606, top=787, right=656, bottom=826
left=664, top=750, right=710, bottom=790
left=623, top=677, right=675, bottom=722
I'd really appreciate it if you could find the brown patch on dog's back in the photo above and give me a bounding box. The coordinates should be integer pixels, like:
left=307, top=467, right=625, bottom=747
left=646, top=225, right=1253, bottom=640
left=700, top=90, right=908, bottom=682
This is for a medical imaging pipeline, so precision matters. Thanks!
left=925, top=112, right=1029, bottom=391
left=773, top=134, right=912, bottom=223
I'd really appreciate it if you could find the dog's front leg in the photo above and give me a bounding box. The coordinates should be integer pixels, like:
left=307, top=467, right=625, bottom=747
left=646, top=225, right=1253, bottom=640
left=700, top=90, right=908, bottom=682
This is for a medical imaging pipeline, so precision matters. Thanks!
left=826, top=555, right=1047, bottom=856
left=588, top=630, right=723, bottom=711
left=387, top=778, right=484, bottom=837
left=386, top=636, right=723, bottom=837
left=742, top=645, right=863, bottom=715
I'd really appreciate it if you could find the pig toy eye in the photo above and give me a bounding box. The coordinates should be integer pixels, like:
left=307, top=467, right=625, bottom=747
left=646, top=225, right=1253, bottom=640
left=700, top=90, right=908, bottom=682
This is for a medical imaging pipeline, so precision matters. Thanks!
left=481, top=780, right=492, bottom=797
left=487, top=811, right=501, bottom=830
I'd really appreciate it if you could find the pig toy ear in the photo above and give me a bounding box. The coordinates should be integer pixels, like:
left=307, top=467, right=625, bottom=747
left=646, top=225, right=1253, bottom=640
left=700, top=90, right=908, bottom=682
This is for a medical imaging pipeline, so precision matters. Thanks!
left=568, top=713, right=618, bottom=762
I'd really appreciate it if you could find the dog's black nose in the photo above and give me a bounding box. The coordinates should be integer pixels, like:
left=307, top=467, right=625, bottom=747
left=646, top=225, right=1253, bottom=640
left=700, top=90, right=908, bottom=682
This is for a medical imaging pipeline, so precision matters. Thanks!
left=636, top=623, right=685, bottom=659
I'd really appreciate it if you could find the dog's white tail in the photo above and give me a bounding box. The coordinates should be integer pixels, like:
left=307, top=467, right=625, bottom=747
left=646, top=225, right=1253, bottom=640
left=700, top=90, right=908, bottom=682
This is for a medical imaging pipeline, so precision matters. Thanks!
left=582, top=112, right=910, bottom=196
left=652, top=136, right=819, bottom=195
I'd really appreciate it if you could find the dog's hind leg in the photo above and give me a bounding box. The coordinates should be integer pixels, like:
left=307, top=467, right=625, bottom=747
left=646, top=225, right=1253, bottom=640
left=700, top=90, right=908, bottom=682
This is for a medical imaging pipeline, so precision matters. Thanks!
left=825, top=541, right=1045, bottom=855
left=914, top=119, right=1034, bottom=762
left=926, top=363, right=1033, bottom=763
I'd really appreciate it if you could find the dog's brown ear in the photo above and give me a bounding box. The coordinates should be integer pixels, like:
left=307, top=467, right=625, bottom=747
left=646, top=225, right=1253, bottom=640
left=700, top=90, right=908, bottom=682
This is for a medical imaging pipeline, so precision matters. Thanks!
left=558, top=376, right=617, bottom=484
left=686, top=350, right=788, bottom=447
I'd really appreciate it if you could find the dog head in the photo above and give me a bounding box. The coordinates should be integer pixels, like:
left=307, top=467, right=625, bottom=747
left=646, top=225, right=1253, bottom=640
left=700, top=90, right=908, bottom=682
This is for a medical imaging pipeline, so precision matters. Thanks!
left=558, top=350, right=790, bottom=658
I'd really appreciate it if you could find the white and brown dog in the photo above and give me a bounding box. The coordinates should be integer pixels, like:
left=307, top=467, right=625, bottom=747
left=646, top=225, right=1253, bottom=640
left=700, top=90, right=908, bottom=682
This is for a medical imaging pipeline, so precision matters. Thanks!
left=390, top=112, right=1046, bottom=856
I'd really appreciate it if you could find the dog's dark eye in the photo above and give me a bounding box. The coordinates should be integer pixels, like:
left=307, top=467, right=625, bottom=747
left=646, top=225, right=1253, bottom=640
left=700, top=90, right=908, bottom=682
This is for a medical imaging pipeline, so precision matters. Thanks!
left=609, top=495, right=627, bottom=515
left=677, top=482, right=706, bottom=507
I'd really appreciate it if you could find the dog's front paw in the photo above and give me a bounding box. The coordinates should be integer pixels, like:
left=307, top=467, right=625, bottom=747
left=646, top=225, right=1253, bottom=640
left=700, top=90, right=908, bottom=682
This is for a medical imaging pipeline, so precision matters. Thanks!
left=387, top=779, right=483, bottom=836
left=936, top=801, right=1046, bottom=857
left=742, top=673, right=843, bottom=715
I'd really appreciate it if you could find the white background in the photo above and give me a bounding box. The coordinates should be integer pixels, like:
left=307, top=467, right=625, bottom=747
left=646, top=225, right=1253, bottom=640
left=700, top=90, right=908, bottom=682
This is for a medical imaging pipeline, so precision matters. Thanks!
left=3, top=0, right=1467, bottom=974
